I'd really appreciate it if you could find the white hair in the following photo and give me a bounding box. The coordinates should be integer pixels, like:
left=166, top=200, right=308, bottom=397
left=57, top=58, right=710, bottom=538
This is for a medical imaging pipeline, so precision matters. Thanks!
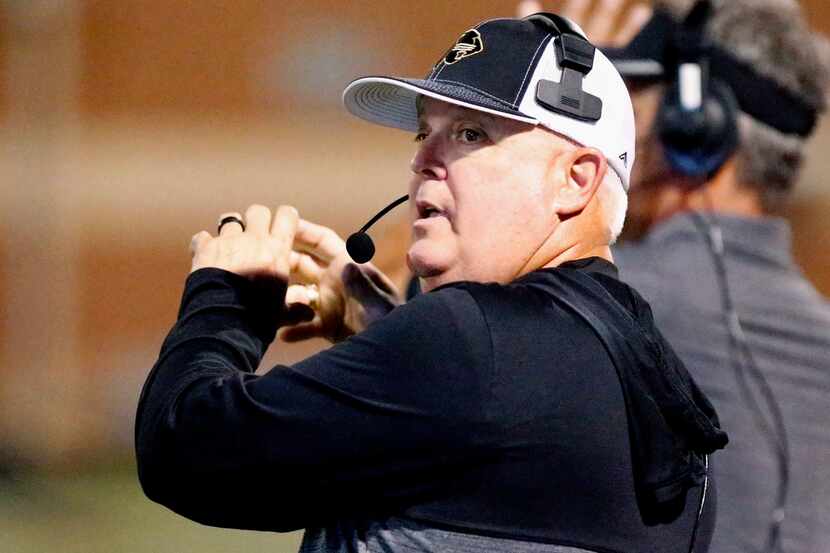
left=600, top=169, right=628, bottom=244
left=538, top=126, right=628, bottom=241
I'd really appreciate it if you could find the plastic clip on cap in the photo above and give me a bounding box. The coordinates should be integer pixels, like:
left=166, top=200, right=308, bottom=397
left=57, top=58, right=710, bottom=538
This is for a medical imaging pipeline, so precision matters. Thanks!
left=536, top=34, right=603, bottom=122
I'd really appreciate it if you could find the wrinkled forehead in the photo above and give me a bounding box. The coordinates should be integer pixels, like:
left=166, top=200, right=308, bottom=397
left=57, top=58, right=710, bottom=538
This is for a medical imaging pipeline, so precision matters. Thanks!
left=416, top=95, right=581, bottom=152
left=415, top=95, right=541, bottom=137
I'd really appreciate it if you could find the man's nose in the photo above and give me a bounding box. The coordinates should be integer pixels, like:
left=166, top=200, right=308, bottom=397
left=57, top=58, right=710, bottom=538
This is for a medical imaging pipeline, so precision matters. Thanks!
left=410, top=136, right=448, bottom=181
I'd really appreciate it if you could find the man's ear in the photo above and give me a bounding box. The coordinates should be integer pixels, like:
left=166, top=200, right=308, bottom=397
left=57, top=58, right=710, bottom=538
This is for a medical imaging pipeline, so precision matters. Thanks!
left=551, top=148, right=608, bottom=216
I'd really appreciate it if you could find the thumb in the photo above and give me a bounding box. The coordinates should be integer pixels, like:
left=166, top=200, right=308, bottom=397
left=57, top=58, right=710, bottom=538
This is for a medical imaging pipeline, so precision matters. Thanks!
left=342, top=263, right=397, bottom=317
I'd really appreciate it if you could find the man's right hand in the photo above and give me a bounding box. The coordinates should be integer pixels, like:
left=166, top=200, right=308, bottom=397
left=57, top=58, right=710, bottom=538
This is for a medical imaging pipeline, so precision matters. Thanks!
left=516, top=0, right=652, bottom=47
left=191, top=204, right=298, bottom=282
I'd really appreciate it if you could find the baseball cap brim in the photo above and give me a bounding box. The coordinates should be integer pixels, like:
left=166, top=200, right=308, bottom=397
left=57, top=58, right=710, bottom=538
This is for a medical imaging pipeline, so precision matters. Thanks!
left=343, top=76, right=538, bottom=134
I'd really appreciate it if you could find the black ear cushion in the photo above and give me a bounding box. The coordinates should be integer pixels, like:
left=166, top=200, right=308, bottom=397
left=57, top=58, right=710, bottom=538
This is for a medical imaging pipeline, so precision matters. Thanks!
left=658, top=78, right=739, bottom=179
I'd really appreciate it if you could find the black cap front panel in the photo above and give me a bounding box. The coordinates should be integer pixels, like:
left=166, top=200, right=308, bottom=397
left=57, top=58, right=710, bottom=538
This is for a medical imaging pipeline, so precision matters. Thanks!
left=426, top=19, right=554, bottom=113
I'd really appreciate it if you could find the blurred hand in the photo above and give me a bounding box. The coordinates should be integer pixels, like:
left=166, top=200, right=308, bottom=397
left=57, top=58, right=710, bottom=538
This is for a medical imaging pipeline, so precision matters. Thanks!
left=281, top=218, right=401, bottom=343
left=516, top=0, right=652, bottom=47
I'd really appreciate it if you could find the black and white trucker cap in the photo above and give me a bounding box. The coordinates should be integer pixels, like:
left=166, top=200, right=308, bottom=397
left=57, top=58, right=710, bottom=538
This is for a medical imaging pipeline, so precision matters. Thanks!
left=343, top=14, right=636, bottom=190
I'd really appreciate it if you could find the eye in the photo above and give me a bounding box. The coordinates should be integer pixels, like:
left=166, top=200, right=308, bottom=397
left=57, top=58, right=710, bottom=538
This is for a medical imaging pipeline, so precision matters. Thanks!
left=414, top=131, right=428, bottom=143
left=458, top=127, right=485, bottom=144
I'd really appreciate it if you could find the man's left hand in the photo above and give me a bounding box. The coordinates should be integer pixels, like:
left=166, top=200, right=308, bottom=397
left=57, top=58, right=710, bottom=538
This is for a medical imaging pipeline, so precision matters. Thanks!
left=281, top=218, right=401, bottom=343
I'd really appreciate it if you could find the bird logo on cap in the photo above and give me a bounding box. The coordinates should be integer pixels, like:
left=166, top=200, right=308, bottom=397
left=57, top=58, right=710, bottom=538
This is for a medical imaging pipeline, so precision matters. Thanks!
left=443, top=29, right=484, bottom=65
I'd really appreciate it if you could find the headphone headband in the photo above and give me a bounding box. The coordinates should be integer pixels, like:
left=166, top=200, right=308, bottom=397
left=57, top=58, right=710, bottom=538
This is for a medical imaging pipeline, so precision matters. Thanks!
left=611, top=3, right=818, bottom=137
left=525, top=12, right=585, bottom=39
left=666, top=0, right=710, bottom=65
left=707, top=46, right=817, bottom=137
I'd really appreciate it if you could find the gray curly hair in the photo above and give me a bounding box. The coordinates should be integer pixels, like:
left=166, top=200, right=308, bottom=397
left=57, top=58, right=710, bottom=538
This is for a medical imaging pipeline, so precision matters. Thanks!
left=658, top=0, right=830, bottom=211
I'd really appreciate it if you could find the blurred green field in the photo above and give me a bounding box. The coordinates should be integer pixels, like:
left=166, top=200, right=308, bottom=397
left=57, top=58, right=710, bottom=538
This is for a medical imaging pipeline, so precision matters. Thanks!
left=0, top=463, right=303, bottom=553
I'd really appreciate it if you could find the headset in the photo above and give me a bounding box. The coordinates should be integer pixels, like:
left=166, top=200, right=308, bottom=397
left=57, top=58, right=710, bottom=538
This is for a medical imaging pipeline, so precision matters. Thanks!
left=654, top=0, right=816, bottom=183
left=656, top=0, right=738, bottom=180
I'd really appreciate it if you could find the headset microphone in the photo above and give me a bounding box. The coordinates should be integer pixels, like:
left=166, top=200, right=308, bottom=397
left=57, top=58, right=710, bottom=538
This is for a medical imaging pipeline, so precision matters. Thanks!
left=346, top=194, right=409, bottom=263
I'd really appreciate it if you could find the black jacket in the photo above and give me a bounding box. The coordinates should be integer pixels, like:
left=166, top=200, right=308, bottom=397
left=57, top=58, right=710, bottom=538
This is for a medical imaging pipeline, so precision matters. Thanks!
left=135, top=258, right=726, bottom=553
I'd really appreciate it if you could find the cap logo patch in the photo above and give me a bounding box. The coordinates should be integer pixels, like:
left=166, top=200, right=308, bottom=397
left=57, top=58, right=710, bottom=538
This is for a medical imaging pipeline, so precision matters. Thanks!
left=619, top=152, right=628, bottom=168
left=444, top=29, right=484, bottom=65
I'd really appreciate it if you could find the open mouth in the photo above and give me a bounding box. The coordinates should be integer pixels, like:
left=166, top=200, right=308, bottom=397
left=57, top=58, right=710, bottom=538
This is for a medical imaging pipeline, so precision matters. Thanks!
left=416, top=200, right=448, bottom=220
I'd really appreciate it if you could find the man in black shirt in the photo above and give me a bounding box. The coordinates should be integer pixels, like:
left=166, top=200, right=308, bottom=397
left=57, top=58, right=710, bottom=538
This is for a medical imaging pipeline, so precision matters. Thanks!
left=136, top=13, right=727, bottom=553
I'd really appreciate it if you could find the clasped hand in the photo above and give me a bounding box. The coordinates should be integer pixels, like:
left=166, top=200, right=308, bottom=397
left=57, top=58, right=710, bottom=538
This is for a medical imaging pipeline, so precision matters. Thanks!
left=191, top=204, right=400, bottom=343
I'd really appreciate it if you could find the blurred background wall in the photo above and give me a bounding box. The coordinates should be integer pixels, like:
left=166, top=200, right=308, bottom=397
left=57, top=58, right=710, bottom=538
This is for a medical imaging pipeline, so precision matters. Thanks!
left=1, top=1, right=828, bottom=552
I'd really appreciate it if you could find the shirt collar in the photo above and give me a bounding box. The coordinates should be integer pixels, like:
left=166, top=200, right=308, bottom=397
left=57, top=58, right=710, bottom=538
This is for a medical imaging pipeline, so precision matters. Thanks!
left=428, top=257, right=619, bottom=293
left=644, top=211, right=794, bottom=268
left=521, top=256, right=620, bottom=284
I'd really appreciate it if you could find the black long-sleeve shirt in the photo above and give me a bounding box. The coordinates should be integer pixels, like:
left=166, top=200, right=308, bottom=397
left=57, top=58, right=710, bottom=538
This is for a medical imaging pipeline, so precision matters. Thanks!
left=136, top=258, right=725, bottom=553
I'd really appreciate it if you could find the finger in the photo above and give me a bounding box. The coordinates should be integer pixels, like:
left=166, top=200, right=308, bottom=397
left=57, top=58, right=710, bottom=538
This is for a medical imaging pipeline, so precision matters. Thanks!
left=363, top=264, right=400, bottom=297
left=217, top=212, right=244, bottom=236
left=285, top=283, right=313, bottom=305
left=585, top=0, right=625, bottom=44
left=283, top=302, right=316, bottom=326
left=290, top=251, right=325, bottom=284
left=342, top=264, right=381, bottom=304
left=245, top=204, right=272, bottom=237
left=559, top=0, right=591, bottom=27
left=280, top=321, right=325, bottom=343
left=285, top=284, right=304, bottom=305
left=293, top=218, right=348, bottom=264
left=270, top=205, right=300, bottom=268
left=612, top=3, right=652, bottom=46
left=190, top=231, right=212, bottom=257
left=284, top=284, right=321, bottom=325
left=516, top=0, right=543, bottom=17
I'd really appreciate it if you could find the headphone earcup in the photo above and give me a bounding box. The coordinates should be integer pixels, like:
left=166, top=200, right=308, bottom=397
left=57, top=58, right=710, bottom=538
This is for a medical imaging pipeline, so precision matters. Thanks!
left=657, top=78, right=739, bottom=180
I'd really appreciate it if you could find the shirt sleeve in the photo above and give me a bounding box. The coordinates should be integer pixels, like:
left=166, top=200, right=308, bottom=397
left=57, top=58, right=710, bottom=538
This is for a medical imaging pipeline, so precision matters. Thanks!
left=135, top=268, right=493, bottom=532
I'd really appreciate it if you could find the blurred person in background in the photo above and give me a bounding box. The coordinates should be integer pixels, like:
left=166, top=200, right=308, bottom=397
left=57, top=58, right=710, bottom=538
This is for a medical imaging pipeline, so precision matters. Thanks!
left=516, top=1, right=830, bottom=552
left=136, top=13, right=728, bottom=553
